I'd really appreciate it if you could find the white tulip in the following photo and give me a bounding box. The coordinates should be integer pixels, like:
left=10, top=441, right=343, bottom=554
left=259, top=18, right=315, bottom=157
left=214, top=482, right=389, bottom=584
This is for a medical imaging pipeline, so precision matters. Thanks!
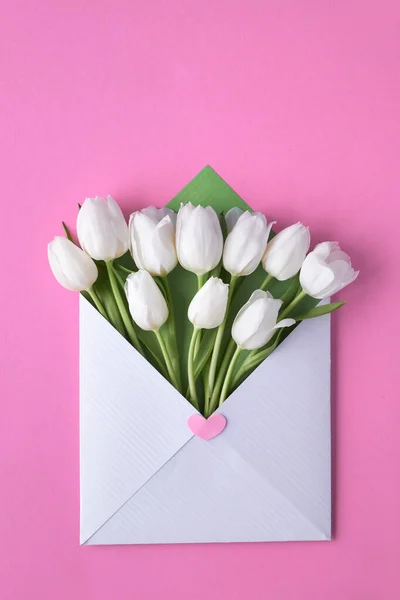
left=188, top=277, right=229, bottom=329
left=262, top=222, right=310, bottom=281
left=223, top=211, right=274, bottom=276
left=125, top=270, right=168, bottom=331
left=48, top=236, right=98, bottom=291
left=176, top=203, right=223, bottom=275
left=232, top=290, right=295, bottom=350
left=225, top=207, right=244, bottom=233
left=77, top=195, right=129, bottom=261
left=129, top=206, right=177, bottom=276
left=300, top=242, right=359, bottom=299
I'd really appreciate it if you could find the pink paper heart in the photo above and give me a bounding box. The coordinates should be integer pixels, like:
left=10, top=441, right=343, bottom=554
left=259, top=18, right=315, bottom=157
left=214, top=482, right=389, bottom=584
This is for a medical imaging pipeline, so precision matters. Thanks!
left=187, top=413, right=227, bottom=440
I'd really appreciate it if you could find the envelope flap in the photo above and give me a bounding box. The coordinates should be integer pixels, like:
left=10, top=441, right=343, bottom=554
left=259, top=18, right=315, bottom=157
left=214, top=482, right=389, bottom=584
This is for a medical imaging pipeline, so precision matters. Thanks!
left=166, top=165, right=251, bottom=213
left=79, top=296, right=196, bottom=544
left=212, top=307, right=331, bottom=536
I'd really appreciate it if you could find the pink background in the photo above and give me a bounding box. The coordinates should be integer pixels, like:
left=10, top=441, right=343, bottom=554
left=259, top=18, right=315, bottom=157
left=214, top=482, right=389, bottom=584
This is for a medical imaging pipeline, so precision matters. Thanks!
left=1, top=0, right=399, bottom=598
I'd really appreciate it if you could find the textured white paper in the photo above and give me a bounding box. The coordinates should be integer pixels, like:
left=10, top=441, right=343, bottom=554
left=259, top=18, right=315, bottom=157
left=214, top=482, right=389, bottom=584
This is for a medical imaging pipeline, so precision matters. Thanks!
left=80, top=296, right=331, bottom=545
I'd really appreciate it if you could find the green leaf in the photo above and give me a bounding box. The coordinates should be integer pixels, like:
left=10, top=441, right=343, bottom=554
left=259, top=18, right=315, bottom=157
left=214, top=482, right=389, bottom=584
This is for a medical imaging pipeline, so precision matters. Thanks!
left=158, top=276, right=182, bottom=392
left=294, top=301, right=345, bottom=320
left=241, top=328, right=285, bottom=373
left=92, top=263, right=127, bottom=338
left=230, top=326, right=291, bottom=391
left=62, top=221, right=74, bottom=242
left=114, top=264, right=134, bottom=276
left=280, top=274, right=300, bottom=307
left=193, top=329, right=218, bottom=381
left=155, top=276, right=166, bottom=295
left=185, top=329, right=219, bottom=399
left=114, top=251, right=136, bottom=272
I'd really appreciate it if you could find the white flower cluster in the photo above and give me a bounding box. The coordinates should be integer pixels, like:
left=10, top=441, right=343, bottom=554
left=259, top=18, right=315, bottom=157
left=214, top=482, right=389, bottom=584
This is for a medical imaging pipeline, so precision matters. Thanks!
left=48, top=196, right=358, bottom=413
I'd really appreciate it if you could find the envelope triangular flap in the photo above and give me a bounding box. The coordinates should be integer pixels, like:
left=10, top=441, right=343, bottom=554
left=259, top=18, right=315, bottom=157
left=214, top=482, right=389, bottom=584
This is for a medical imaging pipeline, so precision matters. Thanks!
left=85, top=311, right=331, bottom=545
left=79, top=296, right=197, bottom=544
left=167, top=165, right=251, bottom=213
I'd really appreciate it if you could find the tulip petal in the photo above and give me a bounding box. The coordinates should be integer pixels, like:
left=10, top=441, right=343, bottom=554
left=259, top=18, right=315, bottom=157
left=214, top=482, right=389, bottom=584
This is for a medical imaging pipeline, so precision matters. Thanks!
left=262, top=222, right=310, bottom=281
left=176, top=203, right=223, bottom=275
left=129, top=212, right=154, bottom=270
left=77, top=196, right=129, bottom=261
left=48, top=236, right=98, bottom=292
left=152, top=216, right=178, bottom=276
left=232, top=291, right=283, bottom=350
left=225, top=207, right=244, bottom=233
left=300, top=254, right=335, bottom=298
left=300, top=241, right=359, bottom=299
left=232, top=299, right=269, bottom=349
left=326, top=250, right=351, bottom=264
left=317, top=265, right=359, bottom=298
left=312, top=242, right=338, bottom=261
left=188, top=277, right=228, bottom=329
left=125, top=270, right=169, bottom=330
left=106, top=195, right=130, bottom=257
left=274, top=318, right=296, bottom=329
left=223, top=212, right=269, bottom=276
left=129, top=210, right=177, bottom=276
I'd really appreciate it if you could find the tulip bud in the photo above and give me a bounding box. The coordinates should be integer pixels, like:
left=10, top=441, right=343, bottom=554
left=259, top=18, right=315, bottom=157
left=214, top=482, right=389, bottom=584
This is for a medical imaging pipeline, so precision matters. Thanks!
left=125, top=270, right=168, bottom=331
left=48, top=236, right=98, bottom=291
left=300, top=242, right=359, bottom=299
left=176, top=203, right=223, bottom=275
left=262, top=222, right=310, bottom=281
left=129, top=206, right=177, bottom=276
left=232, top=290, right=295, bottom=350
left=223, top=211, right=274, bottom=277
left=188, top=277, right=229, bottom=329
left=77, top=195, right=129, bottom=261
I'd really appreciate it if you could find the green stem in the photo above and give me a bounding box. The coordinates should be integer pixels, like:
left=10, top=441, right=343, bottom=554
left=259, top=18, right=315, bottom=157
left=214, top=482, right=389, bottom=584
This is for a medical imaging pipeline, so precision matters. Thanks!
left=219, top=346, right=242, bottom=406
left=187, top=327, right=201, bottom=410
left=260, top=272, right=274, bottom=292
left=233, top=351, right=254, bottom=383
left=203, top=361, right=211, bottom=417
left=105, top=261, right=144, bottom=356
left=162, top=276, right=182, bottom=392
left=115, top=264, right=134, bottom=275
left=197, top=273, right=206, bottom=290
left=231, top=347, right=270, bottom=390
left=208, top=338, right=236, bottom=416
left=231, top=327, right=287, bottom=390
left=279, top=289, right=307, bottom=319
left=194, top=274, right=206, bottom=357
left=113, top=268, right=126, bottom=290
left=87, top=287, right=108, bottom=320
left=154, top=330, right=181, bottom=392
left=208, top=275, right=238, bottom=395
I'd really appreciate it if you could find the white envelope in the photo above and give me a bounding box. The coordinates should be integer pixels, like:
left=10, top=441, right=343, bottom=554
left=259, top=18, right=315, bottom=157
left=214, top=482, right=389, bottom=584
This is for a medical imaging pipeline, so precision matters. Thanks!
left=80, top=294, right=331, bottom=545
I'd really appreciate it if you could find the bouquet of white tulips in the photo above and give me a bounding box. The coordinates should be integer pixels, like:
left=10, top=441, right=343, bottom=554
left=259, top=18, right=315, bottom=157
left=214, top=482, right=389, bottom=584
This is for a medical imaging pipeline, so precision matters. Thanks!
left=49, top=195, right=358, bottom=417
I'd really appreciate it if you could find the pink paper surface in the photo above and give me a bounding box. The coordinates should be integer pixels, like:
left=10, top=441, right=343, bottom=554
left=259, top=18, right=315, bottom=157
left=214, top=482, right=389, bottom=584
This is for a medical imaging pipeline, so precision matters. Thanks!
left=1, top=1, right=399, bottom=598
